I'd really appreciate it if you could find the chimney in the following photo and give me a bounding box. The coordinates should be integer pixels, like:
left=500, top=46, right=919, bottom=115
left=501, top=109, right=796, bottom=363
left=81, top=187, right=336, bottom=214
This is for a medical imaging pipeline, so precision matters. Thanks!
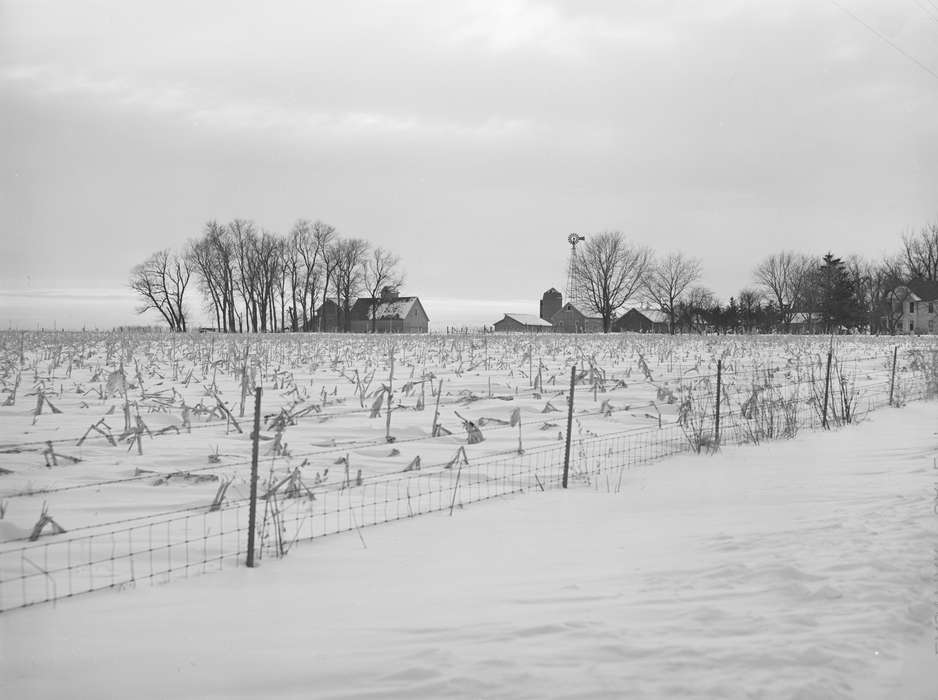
left=380, top=286, right=400, bottom=302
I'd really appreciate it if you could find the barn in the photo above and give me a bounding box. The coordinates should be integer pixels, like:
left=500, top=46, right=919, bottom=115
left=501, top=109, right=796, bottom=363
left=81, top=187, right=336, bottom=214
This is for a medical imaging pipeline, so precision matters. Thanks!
left=614, top=308, right=669, bottom=333
left=313, top=299, right=341, bottom=332
left=349, top=289, right=429, bottom=333
left=549, top=303, right=603, bottom=333
left=492, top=313, right=553, bottom=333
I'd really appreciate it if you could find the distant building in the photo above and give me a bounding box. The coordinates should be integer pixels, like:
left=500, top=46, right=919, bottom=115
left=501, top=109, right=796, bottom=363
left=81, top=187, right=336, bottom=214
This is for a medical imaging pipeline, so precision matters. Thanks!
left=614, top=308, right=669, bottom=333
left=539, top=288, right=563, bottom=322
left=313, top=299, right=341, bottom=332
left=788, top=312, right=824, bottom=335
left=549, top=303, right=603, bottom=333
left=349, top=288, right=429, bottom=333
left=889, top=281, right=938, bottom=334
left=493, top=313, right=554, bottom=333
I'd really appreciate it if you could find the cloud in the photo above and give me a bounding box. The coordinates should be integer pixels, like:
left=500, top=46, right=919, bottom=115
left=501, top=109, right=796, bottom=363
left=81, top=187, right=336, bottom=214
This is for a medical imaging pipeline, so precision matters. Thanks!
left=0, top=63, right=540, bottom=145
left=447, top=0, right=679, bottom=56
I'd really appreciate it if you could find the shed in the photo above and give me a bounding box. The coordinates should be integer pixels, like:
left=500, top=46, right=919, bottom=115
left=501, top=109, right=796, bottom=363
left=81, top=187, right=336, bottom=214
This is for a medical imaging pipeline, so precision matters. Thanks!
left=614, top=308, right=669, bottom=333
left=493, top=313, right=553, bottom=333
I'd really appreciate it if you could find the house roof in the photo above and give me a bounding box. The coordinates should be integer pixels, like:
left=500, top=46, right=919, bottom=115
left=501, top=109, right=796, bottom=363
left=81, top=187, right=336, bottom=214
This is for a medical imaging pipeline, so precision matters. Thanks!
left=553, top=303, right=602, bottom=320
left=350, top=296, right=423, bottom=321
left=622, top=308, right=668, bottom=324
left=497, top=313, right=552, bottom=327
left=906, top=280, right=938, bottom=301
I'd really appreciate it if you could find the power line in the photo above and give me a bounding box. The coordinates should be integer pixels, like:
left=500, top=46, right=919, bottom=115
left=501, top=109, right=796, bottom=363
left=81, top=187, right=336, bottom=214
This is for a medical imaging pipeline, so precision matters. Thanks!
left=829, top=0, right=938, bottom=82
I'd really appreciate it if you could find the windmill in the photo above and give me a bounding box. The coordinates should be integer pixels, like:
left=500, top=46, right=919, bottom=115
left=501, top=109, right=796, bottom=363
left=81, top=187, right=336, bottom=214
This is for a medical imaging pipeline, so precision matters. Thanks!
left=565, top=233, right=585, bottom=308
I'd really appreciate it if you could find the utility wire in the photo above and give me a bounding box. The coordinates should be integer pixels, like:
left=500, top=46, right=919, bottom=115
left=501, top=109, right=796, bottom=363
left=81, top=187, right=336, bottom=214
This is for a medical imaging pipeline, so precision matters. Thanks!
left=830, top=0, right=938, bottom=82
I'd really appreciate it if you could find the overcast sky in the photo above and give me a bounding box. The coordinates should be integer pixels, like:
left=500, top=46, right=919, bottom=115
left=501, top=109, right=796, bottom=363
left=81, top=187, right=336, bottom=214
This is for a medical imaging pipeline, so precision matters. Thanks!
left=1, top=0, right=937, bottom=329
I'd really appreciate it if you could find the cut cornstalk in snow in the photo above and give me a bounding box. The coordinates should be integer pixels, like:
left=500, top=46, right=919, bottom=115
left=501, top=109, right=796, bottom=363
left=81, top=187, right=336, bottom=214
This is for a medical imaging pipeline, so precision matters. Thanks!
left=213, top=394, right=243, bottom=434
left=510, top=407, right=523, bottom=453
left=2, top=373, right=20, bottom=406
left=209, top=477, right=232, bottom=511
left=454, top=410, right=484, bottom=444
left=431, top=378, right=444, bottom=437
left=43, top=441, right=81, bottom=467
left=445, top=445, right=469, bottom=469
left=28, top=503, right=67, bottom=541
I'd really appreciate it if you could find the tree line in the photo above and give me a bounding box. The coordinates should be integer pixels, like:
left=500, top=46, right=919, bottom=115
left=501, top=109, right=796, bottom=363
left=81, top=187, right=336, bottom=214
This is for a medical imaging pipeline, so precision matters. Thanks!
left=570, top=220, right=938, bottom=334
left=129, top=219, right=403, bottom=333
left=131, top=217, right=937, bottom=334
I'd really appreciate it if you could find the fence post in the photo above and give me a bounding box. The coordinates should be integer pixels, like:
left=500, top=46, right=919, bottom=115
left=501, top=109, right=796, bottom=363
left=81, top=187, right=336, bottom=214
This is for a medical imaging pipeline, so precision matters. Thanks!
left=385, top=348, right=395, bottom=442
left=246, top=387, right=262, bottom=568
left=562, top=365, right=576, bottom=488
left=821, top=349, right=832, bottom=429
left=888, top=346, right=898, bottom=406
left=714, top=359, right=722, bottom=447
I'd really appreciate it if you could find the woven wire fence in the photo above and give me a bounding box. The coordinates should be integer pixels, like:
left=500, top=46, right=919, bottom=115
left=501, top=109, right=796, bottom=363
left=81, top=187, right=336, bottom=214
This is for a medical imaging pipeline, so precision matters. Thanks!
left=1, top=345, right=935, bottom=613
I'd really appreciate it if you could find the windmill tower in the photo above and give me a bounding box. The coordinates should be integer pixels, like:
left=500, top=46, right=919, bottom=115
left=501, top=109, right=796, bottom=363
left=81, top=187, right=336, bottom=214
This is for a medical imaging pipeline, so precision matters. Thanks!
left=565, top=233, right=585, bottom=308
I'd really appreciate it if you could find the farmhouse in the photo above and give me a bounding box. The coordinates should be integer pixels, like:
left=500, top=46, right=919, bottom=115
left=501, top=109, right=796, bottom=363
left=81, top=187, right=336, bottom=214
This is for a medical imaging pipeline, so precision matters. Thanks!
left=349, top=288, right=429, bottom=334
left=549, top=303, right=603, bottom=333
left=492, top=313, right=553, bottom=333
left=889, top=281, right=938, bottom=334
left=614, top=308, right=668, bottom=333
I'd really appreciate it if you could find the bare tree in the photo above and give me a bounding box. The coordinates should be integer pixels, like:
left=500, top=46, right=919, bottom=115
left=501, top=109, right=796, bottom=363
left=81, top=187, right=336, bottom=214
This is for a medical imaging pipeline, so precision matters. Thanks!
left=677, top=286, right=717, bottom=333
left=361, top=247, right=405, bottom=332
left=752, top=251, right=808, bottom=330
left=571, top=231, right=650, bottom=333
left=129, top=249, right=191, bottom=331
left=642, top=252, right=702, bottom=334
left=332, top=237, right=370, bottom=331
left=900, top=221, right=938, bottom=282
left=188, top=221, right=239, bottom=332
left=845, top=255, right=900, bottom=333
left=737, top=287, right=763, bottom=333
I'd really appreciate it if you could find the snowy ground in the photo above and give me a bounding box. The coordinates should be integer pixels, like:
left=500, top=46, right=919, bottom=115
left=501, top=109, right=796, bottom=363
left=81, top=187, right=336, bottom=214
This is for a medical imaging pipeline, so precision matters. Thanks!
left=2, top=401, right=936, bottom=699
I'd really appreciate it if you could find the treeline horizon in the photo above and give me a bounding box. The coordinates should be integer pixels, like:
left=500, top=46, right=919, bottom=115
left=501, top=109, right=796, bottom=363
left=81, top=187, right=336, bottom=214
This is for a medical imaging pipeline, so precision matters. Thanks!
left=130, top=219, right=404, bottom=334
left=129, top=217, right=938, bottom=334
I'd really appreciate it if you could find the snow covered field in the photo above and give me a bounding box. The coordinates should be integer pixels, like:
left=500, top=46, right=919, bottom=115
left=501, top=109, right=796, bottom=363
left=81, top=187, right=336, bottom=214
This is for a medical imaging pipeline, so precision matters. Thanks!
left=2, top=400, right=936, bottom=699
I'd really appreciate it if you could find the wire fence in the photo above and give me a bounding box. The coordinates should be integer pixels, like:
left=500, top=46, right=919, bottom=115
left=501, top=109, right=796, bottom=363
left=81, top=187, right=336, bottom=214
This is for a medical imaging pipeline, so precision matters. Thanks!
left=1, top=344, right=936, bottom=613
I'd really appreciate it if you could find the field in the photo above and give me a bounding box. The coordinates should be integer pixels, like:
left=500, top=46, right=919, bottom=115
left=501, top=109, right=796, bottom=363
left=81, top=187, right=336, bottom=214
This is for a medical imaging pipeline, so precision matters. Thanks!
left=1, top=331, right=937, bottom=613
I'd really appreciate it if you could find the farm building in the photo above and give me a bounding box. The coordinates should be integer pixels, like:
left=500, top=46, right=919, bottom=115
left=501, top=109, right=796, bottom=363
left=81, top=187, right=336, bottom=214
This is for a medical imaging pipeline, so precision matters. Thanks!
left=889, top=281, right=938, bottom=334
left=539, top=288, right=563, bottom=322
left=313, top=299, right=341, bottom=332
left=549, top=303, right=603, bottom=333
left=492, top=313, right=554, bottom=333
left=788, top=312, right=825, bottom=334
left=349, top=289, right=429, bottom=333
left=614, top=308, right=669, bottom=333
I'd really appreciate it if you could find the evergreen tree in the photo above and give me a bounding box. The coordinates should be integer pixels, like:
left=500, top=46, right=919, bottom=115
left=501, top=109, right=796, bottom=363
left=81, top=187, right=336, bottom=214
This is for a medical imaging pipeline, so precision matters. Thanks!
left=817, top=252, right=856, bottom=332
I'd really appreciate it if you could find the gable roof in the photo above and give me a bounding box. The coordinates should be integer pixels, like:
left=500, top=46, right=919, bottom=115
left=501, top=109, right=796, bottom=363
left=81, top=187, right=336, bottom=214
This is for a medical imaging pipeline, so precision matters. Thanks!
left=498, top=313, right=552, bottom=327
left=552, top=303, right=602, bottom=320
left=906, top=280, right=938, bottom=301
left=621, top=307, right=668, bottom=324
left=351, top=296, right=424, bottom=321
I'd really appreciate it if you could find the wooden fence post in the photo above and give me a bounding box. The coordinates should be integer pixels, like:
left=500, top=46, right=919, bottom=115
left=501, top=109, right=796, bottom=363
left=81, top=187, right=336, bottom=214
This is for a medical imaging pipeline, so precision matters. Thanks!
left=714, top=359, right=722, bottom=446
left=246, top=387, right=262, bottom=567
left=563, top=365, right=576, bottom=488
left=821, top=349, right=832, bottom=429
left=888, top=346, right=898, bottom=406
